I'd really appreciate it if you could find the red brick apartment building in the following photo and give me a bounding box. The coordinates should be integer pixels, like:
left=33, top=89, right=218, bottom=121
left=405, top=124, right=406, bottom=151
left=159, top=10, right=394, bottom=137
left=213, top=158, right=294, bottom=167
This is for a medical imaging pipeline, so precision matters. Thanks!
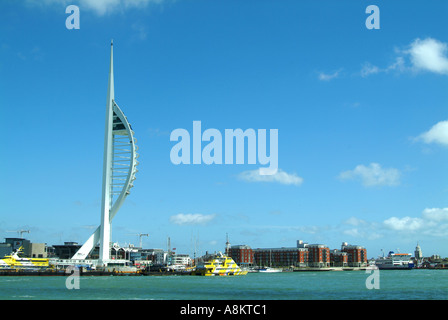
left=227, top=245, right=253, bottom=265
left=307, top=244, right=330, bottom=268
left=341, top=242, right=367, bottom=267
left=252, top=247, right=309, bottom=267
left=227, top=240, right=367, bottom=268
left=330, top=249, right=348, bottom=267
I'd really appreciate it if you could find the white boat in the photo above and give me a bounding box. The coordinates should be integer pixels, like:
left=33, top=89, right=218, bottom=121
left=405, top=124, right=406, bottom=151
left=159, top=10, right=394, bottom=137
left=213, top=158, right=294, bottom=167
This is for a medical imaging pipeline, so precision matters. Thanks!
left=257, top=267, right=282, bottom=273
left=374, top=251, right=414, bottom=270
left=255, top=249, right=283, bottom=273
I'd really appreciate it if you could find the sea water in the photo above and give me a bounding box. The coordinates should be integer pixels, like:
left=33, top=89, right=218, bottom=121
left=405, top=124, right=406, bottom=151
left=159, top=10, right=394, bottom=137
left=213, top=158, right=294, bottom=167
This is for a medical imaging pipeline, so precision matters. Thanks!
left=0, top=269, right=447, bottom=300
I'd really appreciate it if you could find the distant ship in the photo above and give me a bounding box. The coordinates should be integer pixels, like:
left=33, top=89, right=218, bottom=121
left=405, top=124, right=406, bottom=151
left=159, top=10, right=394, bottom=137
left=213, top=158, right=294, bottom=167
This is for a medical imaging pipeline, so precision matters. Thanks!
left=374, top=251, right=414, bottom=270
left=0, top=246, right=49, bottom=270
left=192, top=252, right=248, bottom=276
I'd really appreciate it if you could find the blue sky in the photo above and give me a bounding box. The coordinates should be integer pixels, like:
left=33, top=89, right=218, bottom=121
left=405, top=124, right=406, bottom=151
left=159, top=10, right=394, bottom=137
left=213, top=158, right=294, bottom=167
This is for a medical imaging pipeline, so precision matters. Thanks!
left=1, top=0, right=448, bottom=258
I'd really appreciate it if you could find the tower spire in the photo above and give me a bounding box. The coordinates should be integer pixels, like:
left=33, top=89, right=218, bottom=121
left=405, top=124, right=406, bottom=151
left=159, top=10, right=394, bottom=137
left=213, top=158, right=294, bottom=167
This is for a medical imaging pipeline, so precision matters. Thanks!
left=71, top=41, right=139, bottom=264
left=108, top=40, right=114, bottom=102
left=99, top=40, right=115, bottom=264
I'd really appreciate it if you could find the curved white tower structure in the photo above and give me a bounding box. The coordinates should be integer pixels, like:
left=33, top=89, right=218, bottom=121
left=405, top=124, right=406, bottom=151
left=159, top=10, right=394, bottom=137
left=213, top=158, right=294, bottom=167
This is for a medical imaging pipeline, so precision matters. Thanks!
left=72, top=42, right=139, bottom=264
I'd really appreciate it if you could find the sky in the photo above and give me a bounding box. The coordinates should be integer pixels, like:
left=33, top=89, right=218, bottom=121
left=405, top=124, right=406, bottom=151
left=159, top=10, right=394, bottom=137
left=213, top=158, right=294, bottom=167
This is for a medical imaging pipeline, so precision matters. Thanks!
left=1, top=0, right=448, bottom=259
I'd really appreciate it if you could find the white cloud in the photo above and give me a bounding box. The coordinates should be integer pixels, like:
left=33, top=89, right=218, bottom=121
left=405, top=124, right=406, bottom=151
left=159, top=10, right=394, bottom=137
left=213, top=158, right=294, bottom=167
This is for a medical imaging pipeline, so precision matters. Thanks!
left=360, top=63, right=380, bottom=77
left=340, top=208, right=448, bottom=241
left=344, top=217, right=368, bottom=226
left=406, top=38, right=448, bottom=75
left=338, top=163, right=401, bottom=187
left=383, top=208, right=448, bottom=236
left=318, top=69, right=341, bottom=81
left=387, top=56, right=406, bottom=72
left=170, top=213, right=216, bottom=226
left=383, top=216, right=424, bottom=231
left=361, top=57, right=406, bottom=77
left=360, top=37, right=448, bottom=77
left=341, top=218, right=383, bottom=240
left=417, top=120, right=448, bottom=146
left=238, top=169, right=303, bottom=186
left=422, top=208, right=448, bottom=222
left=26, top=0, right=165, bottom=15
left=343, top=228, right=382, bottom=240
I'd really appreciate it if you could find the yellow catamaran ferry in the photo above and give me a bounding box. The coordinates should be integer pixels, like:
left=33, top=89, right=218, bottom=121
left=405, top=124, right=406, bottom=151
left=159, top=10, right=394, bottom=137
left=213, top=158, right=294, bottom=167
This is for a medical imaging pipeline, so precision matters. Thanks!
left=192, top=252, right=248, bottom=276
left=0, top=247, right=50, bottom=270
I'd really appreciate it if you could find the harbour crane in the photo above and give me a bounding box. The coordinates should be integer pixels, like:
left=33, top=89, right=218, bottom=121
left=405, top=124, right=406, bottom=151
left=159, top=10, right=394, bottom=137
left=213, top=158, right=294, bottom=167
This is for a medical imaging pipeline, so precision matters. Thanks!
left=127, top=233, right=149, bottom=248
left=6, top=230, right=30, bottom=238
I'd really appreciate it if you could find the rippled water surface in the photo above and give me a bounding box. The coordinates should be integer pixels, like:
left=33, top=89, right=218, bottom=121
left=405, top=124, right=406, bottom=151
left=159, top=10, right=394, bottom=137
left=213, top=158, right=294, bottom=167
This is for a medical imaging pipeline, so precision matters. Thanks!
left=0, top=269, right=447, bottom=300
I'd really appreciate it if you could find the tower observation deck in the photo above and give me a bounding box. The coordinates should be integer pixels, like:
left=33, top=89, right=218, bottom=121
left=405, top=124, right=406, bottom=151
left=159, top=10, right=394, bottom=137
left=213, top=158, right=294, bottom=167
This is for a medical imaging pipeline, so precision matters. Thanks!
left=71, top=42, right=139, bottom=264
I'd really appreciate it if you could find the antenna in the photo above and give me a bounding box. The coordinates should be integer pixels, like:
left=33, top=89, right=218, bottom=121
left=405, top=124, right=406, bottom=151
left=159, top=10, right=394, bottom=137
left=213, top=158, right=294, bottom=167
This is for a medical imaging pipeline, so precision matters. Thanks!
left=167, top=236, right=171, bottom=254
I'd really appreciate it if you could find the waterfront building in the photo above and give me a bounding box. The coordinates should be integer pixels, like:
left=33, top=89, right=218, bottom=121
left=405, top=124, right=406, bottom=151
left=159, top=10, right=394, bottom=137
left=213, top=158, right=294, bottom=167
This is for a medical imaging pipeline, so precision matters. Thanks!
left=29, top=243, right=47, bottom=258
left=240, top=240, right=310, bottom=268
left=330, top=249, right=348, bottom=267
left=226, top=240, right=367, bottom=268
left=53, top=242, right=85, bottom=259
left=5, top=238, right=31, bottom=256
left=2, top=238, right=48, bottom=259
left=169, top=254, right=192, bottom=269
left=228, top=245, right=254, bottom=266
left=0, top=243, right=12, bottom=258
left=341, top=242, right=367, bottom=267
left=141, top=249, right=166, bottom=265
left=307, top=244, right=330, bottom=268
left=252, top=246, right=309, bottom=267
left=430, top=254, right=441, bottom=261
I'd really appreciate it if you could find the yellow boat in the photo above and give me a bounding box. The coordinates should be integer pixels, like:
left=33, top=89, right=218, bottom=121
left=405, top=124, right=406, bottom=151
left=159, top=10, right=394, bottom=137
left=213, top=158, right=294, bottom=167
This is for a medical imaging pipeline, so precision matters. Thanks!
left=192, top=252, right=248, bottom=276
left=0, top=246, right=50, bottom=269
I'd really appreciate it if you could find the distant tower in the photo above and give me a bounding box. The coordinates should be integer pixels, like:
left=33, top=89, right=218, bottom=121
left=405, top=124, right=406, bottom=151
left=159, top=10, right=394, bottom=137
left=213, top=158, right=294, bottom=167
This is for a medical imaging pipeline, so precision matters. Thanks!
left=414, top=242, right=423, bottom=260
left=71, top=41, right=139, bottom=264
left=225, top=233, right=230, bottom=255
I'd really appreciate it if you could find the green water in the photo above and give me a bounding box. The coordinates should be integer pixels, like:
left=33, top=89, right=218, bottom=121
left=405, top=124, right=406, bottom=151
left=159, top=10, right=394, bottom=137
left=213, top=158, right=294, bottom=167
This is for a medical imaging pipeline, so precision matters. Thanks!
left=0, top=269, right=447, bottom=300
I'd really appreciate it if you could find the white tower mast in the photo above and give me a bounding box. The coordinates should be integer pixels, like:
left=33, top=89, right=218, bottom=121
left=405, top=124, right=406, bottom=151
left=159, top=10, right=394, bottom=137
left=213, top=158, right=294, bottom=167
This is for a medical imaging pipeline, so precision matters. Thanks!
left=99, top=41, right=115, bottom=264
left=71, top=41, right=139, bottom=263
